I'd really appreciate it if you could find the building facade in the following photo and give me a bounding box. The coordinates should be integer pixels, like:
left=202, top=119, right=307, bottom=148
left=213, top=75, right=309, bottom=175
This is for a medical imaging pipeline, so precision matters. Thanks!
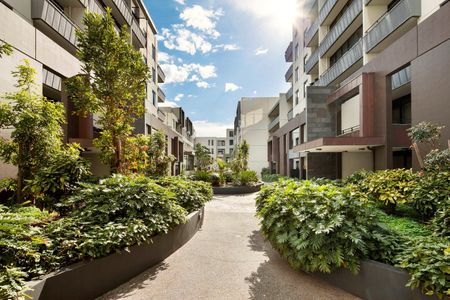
left=234, top=97, right=279, bottom=175
left=0, top=0, right=194, bottom=177
left=269, top=0, right=450, bottom=179
left=194, top=128, right=235, bottom=163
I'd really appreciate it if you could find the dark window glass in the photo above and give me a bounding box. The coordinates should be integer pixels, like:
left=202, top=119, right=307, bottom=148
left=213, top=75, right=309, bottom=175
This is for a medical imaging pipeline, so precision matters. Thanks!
left=330, top=26, right=362, bottom=67
left=392, top=95, right=411, bottom=124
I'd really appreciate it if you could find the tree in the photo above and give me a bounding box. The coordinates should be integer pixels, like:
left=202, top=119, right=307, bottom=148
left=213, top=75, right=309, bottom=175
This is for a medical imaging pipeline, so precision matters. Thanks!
left=65, top=10, right=149, bottom=173
left=194, top=143, right=212, bottom=171
left=0, top=61, right=66, bottom=201
left=231, top=140, right=250, bottom=173
left=0, top=41, right=12, bottom=58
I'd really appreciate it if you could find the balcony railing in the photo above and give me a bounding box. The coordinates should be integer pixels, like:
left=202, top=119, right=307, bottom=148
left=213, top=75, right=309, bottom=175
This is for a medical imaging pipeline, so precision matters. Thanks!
left=318, top=39, right=363, bottom=86
left=286, top=86, right=293, bottom=101
left=268, top=116, right=280, bottom=131
left=157, top=87, right=166, bottom=102
left=157, top=109, right=166, bottom=122
left=305, top=48, right=319, bottom=74
left=319, top=0, right=338, bottom=25
left=391, top=65, right=411, bottom=90
left=110, top=0, right=133, bottom=25
left=32, top=0, right=78, bottom=48
left=304, top=18, right=319, bottom=47
left=157, top=65, right=166, bottom=83
left=132, top=18, right=146, bottom=48
left=339, top=125, right=360, bottom=136
left=42, top=68, right=62, bottom=91
left=319, top=0, right=362, bottom=57
left=89, top=0, right=106, bottom=14
left=364, top=0, right=421, bottom=53
left=285, top=41, right=293, bottom=62
left=288, top=109, right=294, bottom=121
left=285, top=64, right=293, bottom=82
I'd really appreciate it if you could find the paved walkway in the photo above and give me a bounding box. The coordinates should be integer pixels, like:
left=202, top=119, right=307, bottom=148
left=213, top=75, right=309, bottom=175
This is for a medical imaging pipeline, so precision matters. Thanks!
left=99, top=194, right=359, bottom=300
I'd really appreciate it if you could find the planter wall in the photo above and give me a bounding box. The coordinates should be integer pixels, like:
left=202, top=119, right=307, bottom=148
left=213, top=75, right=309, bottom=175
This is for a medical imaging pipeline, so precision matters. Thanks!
left=314, top=260, right=441, bottom=300
left=27, top=208, right=205, bottom=300
left=213, top=183, right=263, bottom=195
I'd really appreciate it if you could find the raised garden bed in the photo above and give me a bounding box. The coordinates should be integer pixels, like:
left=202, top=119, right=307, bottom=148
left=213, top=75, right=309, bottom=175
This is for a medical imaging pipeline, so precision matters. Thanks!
left=314, top=260, right=442, bottom=300
left=213, top=183, right=263, bottom=195
left=27, top=208, right=205, bottom=300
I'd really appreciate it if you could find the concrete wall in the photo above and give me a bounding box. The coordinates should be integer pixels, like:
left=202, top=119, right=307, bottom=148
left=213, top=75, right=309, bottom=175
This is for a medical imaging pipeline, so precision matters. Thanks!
left=341, top=94, right=360, bottom=131
left=341, top=152, right=373, bottom=178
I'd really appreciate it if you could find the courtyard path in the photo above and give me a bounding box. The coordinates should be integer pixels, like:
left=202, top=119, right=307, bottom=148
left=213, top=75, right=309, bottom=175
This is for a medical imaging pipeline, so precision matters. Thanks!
left=99, top=194, right=359, bottom=300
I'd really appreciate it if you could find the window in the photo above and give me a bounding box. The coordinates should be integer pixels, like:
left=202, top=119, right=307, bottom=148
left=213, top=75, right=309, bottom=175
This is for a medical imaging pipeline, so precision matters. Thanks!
left=211, top=140, right=214, bottom=146
left=388, top=0, right=401, bottom=11
left=211, top=148, right=214, bottom=154
left=229, top=140, right=234, bottom=146
left=330, top=27, right=363, bottom=67
left=295, top=67, right=299, bottom=82
left=329, top=0, right=353, bottom=30
left=229, top=131, right=234, bottom=137
left=303, top=55, right=308, bottom=72
left=152, top=45, right=156, bottom=60
left=152, top=68, right=156, bottom=83
left=392, top=95, right=411, bottom=124
left=208, top=140, right=210, bottom=146
left=152, top=90, right=156, bottom=106
left=146, top=125, right=152, bottom=135
left=303, top=80, right=308, bottom=98
left=300, top=124, right=306, bottom=144
left=295, top=89, right=300, bottom=105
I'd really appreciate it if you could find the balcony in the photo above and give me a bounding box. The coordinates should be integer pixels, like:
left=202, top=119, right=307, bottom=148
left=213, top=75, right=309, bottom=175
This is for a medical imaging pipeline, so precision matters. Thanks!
left=285, top=41, right=293, bottom=62
left=132, top=18, right=146, bottom=48
left=319, top=0, right=362, bottom=58
left=268, top=116, right=280, bottom=132
left=157, top=87, right=166, bottom=103
left=288, top=109, right=294, bottom=121
left=157, top=65, right=166, bottom=83
left=32, top=0, right=78, bottom=52
left=286, top=87, right=293, bottom=102
left=318, top=39, right=363, bottom=86
left=391, top=65, right=411, bottom=90
left=305, top=48, right=319, bottom=74
left=304, top=18, right=319, bottom=47
left=88, top=0, right=106, bottom=14
left=319, top=0, right=338, bottom=25
left=285, top=64, right=293, bottom=82
left=157, top=109, right=166, bottom=122
left=364, top=0, right=421, bottom=53
left=103, top=0, right=133, bottom=25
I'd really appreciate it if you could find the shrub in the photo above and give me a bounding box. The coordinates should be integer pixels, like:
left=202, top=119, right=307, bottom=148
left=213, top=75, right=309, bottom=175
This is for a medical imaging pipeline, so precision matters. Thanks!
left=342, top=169, right=371, bottom=185
left=256, top=180, right=394, bottom=274
left=46, top=175, right=187, bottom=262
left=234, top=170, right=259, bottom=186
left=357, top=169, right=417, bottom=208
left=0, top=178, right=16, bottom=205
left=155, top=177, right=213, bottom=213
left=396, top=237, right=450, bottom=298
left=210, top=173, right=221, bottom=187
left=192, top=170, right=212, bottom=183
left=424, top=149, right=450, bottom=172
left=432, top=204, right=449, bottom=238
left=261, top=174, right=291, bottom=183
left=411, top=171, right=450, bottom=220
left=261, top=167, right=270, bottom=177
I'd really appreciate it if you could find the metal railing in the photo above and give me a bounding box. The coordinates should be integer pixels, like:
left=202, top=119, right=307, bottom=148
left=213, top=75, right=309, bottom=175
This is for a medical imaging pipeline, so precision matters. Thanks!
left=42, top=68, right=62, bottom=91
left=286, top=87, right=293, bottom=101
left=318, top=39, right=363, bottom=86
left=319, top=0, right=338, bottom=25
left=285, top=64, right=293, bottom=82
left=304, top=18, right=319, bottom=46
left=112, top=0, right=133, bottom=25
left=132, top=18, right=146, bottom=47
left=157, top=65, right=166, bottom=83
left=268, top=116, right=280, bottom=131
left=305, top=48, right=319, bottom=74
left=391, top=65, right=411, bottom=90
left=319, top=0, right=362, bottom=57
left=89, top=0, right=106, bottom=14
left=285, top=41, right=293, bottom=62
left=32, top=0, right=78, bottom=47
left=288, top=109, right=294, bottom=121
left=157, top=109, right=166, bottom=122
left=339, top=125, right=360, bottom=136
left=364, top=0, right=421, bottom=53
left=157, top=87, right=166, bottom=102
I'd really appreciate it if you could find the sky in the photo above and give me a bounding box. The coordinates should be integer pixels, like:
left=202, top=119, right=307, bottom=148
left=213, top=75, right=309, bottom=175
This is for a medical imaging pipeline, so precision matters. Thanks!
left=144, top=0, right=297, bottom=137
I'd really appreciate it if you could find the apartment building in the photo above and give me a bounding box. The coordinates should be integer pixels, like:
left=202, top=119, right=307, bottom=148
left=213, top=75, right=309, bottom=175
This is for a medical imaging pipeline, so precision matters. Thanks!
left=158, top=105, right=196, bottom=175
left=195, top=129, right=235, bottom=163
left=268, top=0, right=450, bottom=179
left=234, top=97, right=279, bottom=175
left=0, top=0, right=195, bottom=177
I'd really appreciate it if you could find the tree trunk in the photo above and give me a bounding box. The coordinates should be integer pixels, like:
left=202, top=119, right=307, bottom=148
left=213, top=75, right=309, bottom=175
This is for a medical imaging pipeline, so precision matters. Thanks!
left=16, top=143, right=24, bottom=203
left=412, top=142, right=424, bottom=169
left=114, top=136, right=123, bottom=174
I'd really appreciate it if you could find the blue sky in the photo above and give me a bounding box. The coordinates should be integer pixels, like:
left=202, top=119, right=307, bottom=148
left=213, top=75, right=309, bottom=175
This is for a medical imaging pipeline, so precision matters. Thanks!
left=144, top=0, right=296, bottom=137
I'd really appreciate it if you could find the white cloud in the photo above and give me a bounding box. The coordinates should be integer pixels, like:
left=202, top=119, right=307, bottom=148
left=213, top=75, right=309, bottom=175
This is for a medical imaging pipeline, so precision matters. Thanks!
left=174, top=93, right=185, bottom=102
left=158, top=52, right=174, bottom=63
left=174, top=0, right=185, bottom=4
left=215, top=44, right=240, bottom=51
left=196, top=81, right=212, bottom=88
left=193, top=120, right=234, bottom=137
left=160, top=63, right=217, bottom=84
left=162, top=25, right=213, bottom=55
left=254, top=47, right=269, bottom=55
left=180, top=5, right=223, bottom=38
left=225, top=83, right=242, bottom=92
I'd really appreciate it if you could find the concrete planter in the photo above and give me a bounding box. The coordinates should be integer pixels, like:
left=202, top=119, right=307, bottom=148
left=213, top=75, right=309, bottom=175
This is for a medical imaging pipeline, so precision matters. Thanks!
left=27, top=208, right=204, bottom=300
left=314, top=259, right=442, bottom=300
left=213, top=183, right=263, bottom=195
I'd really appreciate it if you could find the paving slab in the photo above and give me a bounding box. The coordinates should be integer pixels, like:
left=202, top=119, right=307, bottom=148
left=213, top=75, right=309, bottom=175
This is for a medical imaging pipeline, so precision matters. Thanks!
left=99, top=194, right=360, bottom=300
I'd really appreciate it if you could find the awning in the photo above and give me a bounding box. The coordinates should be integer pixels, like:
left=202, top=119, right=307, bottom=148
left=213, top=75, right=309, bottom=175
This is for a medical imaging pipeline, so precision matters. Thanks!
left=293, top=136, right=384, bottom=153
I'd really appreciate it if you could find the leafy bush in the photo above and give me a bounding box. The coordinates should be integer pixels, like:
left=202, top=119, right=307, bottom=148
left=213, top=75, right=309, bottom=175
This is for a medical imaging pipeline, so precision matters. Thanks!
left=411, top=172, right=450, bottom=219
left=396, top=237, right=450, bottom=298
left=155, top=177, right=213, bottom=213
left=210, top=173, right=221, bottom=187
left=343, top=169, right=371, bottom=185
left=46, top=175, right=187, bottom=262
left=357, top=169, right=417, bottom=208
left=432, top=204, right=449, bottom=238
left=0, top=266, right=29, bottom=299
left=375, top=210, right=431, bottom=239
left=261, top=174, right=291, bottom=183
left=424, top=149, right=450, bottom=172
left=234, top=170, right=259, bottom=186
left=256, top=180, right=394, bottom=274
left=261, top=167, right=270, bottom=177
left=192, top=170, right=212, bottom=183
left=0, top=178, right=16, bottom=205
